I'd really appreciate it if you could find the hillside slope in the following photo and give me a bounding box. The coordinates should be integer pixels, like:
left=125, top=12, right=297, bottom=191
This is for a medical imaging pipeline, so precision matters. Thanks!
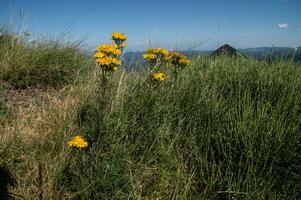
left=1, top=55, right=300, bottom=199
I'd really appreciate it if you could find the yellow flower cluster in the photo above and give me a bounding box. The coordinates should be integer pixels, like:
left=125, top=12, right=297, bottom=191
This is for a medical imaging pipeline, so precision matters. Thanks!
left=96, top=56, right=121, bottom=66
left=178, top=58, right=190, bottom=65
left=143, top=48, right=169, bottom=64
left=95, top=44, right=121, bottom=56
left=152, top=72, right=166, bottom=81
left=142, top=47, right=191, bottom=82
left=143, top=53, right=156, bottom=60
left=67, top=135, right=88, bottom=149
left=166, top=51, right=190, bottom=67
left=145, top=48, right=169, bottom=57
left=112, top=32, right=127, bottom=42
left=94, top=52, right=106, bottom=58
left=143, top=53, right=157, bottom=63
left=94, top=46, right=121, bottom=72
left=95, top=32, right=127, bottom=72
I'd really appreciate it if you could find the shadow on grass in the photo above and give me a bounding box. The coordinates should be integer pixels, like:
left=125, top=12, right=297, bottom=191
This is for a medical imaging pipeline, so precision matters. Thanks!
left=0, top=166, right=16, bottom=200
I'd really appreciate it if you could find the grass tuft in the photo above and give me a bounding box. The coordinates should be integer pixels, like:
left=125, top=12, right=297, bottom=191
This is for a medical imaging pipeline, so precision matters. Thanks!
left=0, top=27, right=92, bottom=89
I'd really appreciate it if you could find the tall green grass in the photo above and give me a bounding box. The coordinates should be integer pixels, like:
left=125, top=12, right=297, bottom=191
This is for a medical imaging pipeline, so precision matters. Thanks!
left=0, top=27, right=92, bottom=88
left=54, top=56, right=301, bottom=199
left=0, top=43, right=300, bottom=198
left=0, top=83, right=7, bottom=120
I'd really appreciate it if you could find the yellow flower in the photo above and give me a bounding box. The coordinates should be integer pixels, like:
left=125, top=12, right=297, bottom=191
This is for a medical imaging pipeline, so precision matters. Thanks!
left=165, top=52, right=183, bottom=61
left=96, top=56, right=121, bottom=72
left=94, top=52, right=106, bottom=58
left=143, top=53, right=157, bottom=64
left=67, top=135, right=88, bottom=149
left=143, top=53, right=157, bottom=60
left=166, top=51, right=190, bottom=66
left=112, top=32, right=127, bottom=42
left=145, top=48, right=169, bottom=57
left=112, top=58, right=121, bottom=65
left=96, top=56, right=121, bottom=66
left=178, top=58, right=190, bottom=65
left=155, top=48, right=169, bottom=57
left=96, top=44, right=121, bottom=56
left=152, top=72, right=166, bottom=81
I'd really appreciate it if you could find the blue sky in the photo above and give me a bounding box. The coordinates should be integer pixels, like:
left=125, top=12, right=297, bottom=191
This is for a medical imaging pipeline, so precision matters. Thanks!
left=1, top=0, right=301, bottom=51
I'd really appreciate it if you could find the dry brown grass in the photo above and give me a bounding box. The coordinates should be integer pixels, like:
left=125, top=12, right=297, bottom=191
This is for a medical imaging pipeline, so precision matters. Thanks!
left=0, top=85, right=81, bottom=199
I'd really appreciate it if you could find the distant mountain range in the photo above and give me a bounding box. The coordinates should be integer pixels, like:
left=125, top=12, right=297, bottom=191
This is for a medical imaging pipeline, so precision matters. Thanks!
left=240, top=47, right=301, bottom=60
left=121, top=46, right=301, bottom=70
left=123, top=46, right=301, bottom=62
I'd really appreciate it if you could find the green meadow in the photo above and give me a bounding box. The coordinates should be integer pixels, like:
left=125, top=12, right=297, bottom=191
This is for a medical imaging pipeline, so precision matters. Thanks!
left=0, top=27, right=301, bottom=200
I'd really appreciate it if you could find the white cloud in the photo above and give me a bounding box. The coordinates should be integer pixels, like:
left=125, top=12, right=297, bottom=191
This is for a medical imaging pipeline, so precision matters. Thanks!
left=278, top=24, right=289, bottom=28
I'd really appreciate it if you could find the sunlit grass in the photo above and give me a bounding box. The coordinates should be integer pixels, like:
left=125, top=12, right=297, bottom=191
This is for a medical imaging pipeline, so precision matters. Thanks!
left=0, top=29, right=300, bottom=199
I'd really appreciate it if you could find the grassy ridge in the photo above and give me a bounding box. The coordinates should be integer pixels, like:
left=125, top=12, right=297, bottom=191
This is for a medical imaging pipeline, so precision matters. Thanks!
left=1, top=46, right=300, bottom=199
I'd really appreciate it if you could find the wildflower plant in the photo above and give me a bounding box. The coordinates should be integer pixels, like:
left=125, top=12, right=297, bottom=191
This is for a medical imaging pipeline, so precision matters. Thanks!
left=67, top=135, right=88, bottom=149
left=95, top=44, right=121, bottom=74
left=166, top=51, right=190, bottom=80
left=143, top=47, right=169, bottom=69
left=111, top=32, right=127, bottom=48
left=93, top=32, right=127, bottom=122
left=94, top=32, right=127, bottom=84
left=151, top=72, right=166, bottom=82
left=89, top=32, right=127, bottom=142
left=143, top=47, right=169, bottom=84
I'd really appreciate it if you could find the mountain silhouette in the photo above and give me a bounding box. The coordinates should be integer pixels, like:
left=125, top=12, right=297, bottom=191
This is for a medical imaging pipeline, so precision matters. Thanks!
left=211, top=44, right=246, bottom=57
